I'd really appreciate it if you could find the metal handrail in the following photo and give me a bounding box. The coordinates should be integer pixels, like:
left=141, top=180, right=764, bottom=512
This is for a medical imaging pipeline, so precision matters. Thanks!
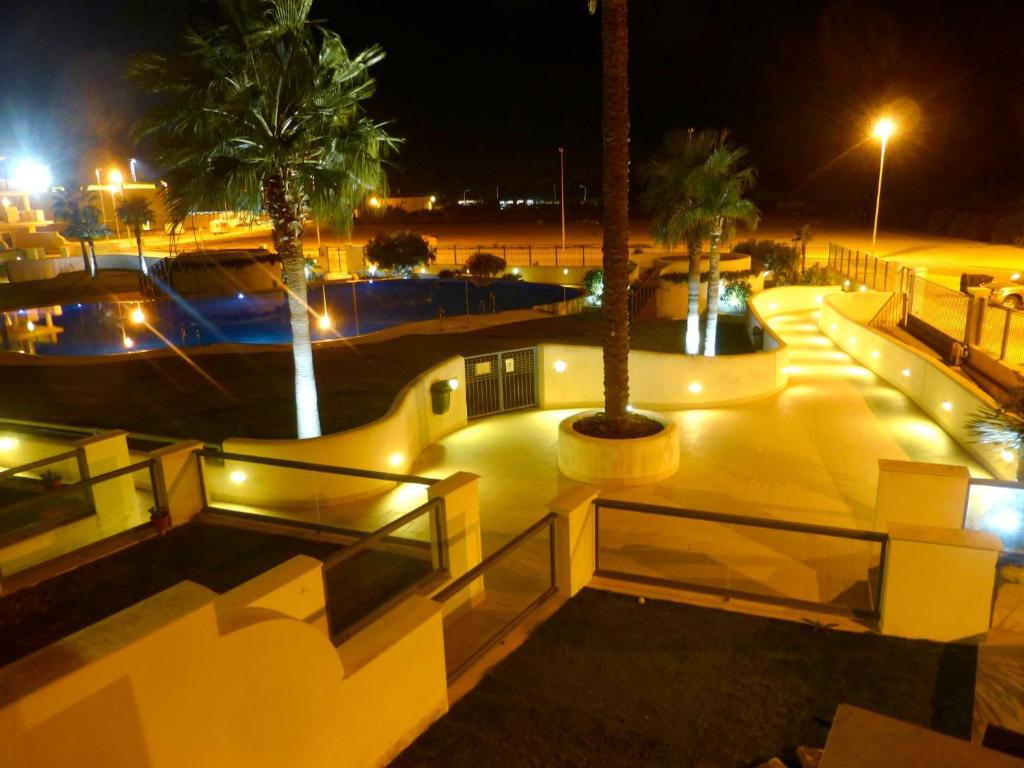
left=594, top=498, right=888, bottom=543
left=434, top=513, right=558, bottom=682
left=434, top=512, right=557, bottom=602
left=0, top=449, right=82, bottom=481
left=198, top=448, right=439, bottom=486
left=0, top=458, right=157, bottom=518
left=593, top=499, right=888, bottom=620
left=321, top=498, right=443, bottom=570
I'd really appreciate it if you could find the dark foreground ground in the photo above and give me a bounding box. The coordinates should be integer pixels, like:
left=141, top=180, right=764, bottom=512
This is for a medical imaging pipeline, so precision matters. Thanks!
left=0, top=314, right=751, bottom=442
left=0, top=523, right=343, bottom=668
left=395, top=589, right=977, bottom=768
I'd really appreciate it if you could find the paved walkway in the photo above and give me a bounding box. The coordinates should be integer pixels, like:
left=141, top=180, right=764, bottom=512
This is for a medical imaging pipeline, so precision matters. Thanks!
left=412, top=308, right=987, bottom=545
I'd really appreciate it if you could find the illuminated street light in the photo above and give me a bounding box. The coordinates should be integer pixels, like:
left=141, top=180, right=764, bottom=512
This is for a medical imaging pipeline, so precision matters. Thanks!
left=870, top=117, right=896, bottom=255
left=12, top=159, right=52, bottom=194
left=108, top=169, right=124, bottom=239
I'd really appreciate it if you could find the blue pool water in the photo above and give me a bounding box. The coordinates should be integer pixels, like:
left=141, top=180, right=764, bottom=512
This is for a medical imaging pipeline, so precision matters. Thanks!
left=16, top=279, right=579, bottom=356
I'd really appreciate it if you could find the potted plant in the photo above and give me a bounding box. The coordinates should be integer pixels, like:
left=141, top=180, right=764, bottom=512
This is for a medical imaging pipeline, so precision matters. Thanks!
left=149, top=505, right=172, bottom=535
left=40, top=469, right=63, bottom=492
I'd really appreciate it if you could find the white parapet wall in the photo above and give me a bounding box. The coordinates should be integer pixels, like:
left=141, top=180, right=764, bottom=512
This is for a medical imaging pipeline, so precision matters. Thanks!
left=212, top=356, right=468, bottom=507
left=0, top=558, right=450, bottom=767
left=820, top=290, right=1012, bottom=479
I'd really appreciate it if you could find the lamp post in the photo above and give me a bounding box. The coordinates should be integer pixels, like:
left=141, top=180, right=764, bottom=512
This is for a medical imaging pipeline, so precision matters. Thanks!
left=558, top=147, right=566, bottom=252
left=870, top=118, right=895, bottom=255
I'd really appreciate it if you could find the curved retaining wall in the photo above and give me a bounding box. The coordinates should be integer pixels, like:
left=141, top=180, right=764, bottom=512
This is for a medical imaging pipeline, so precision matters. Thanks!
left=212, top=356, right=467, bottom=507
left=820, top=291, right=1011, bottom=480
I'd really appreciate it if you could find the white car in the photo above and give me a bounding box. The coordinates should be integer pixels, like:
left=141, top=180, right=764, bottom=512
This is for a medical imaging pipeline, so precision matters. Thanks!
left=983, top=277, right=1024, bottom=309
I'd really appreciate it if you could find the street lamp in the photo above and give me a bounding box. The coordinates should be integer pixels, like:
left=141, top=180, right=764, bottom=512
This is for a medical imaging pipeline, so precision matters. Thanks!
left=558, top=147, right=566, bottom=252
left=870, top=117, right=896, bottom=254
left=95, top=168, right=109, bottom=227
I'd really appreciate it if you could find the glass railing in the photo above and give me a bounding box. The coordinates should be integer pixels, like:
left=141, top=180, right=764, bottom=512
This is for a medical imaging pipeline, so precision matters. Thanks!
left=433, top=513, right=557, bottom=682
left=965, top=478, right=1024, bottom=552
left=322, top=497, right=446, bottom=643
left=0, top=449, right=86, bottom=542
left=198, top=448, right=438, bottom=530
left=0, top=459, right=158, bottom=576
left=594, top=499, right=887, bottom=619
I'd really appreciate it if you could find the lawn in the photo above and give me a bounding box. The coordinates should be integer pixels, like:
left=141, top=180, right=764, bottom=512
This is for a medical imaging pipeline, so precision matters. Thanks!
left=0, top=313, right=752, bottom=442
left=395, top=589, right=977, bottom=768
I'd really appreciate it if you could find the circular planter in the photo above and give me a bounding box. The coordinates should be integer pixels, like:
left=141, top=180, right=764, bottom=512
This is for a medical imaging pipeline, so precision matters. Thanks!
left=558, top=410, right=679, bottom=487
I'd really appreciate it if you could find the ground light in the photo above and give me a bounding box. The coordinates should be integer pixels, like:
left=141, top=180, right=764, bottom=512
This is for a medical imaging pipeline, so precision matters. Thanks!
left=688, top=382, right=702, bottom=394
left=941, top=401, right=953, bottom=412
left=388, top=452, right=404, bottom=468
left=0, top=436, right=18, bottom=451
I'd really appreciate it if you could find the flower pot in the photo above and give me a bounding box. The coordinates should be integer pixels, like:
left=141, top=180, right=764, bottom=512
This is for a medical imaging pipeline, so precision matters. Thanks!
left=151, top=513, right=172, bottom=535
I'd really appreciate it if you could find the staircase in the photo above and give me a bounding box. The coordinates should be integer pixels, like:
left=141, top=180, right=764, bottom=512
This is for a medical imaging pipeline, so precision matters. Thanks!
left=629, top=264, right=663, bottom=322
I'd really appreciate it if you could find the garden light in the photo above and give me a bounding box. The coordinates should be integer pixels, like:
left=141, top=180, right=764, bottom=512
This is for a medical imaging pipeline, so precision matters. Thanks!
left=563, top=268, right=569, bottom=276
left=901, top=368, right=911, bottom=377
left=1001, top=450, right=1015, bottom=463
left=229, top=470, right=247, bottom=485
left=815, top=295, right=823, bottom=304
left=941, top=401, right=953, bottom=412
left=871, top=350, right=879, bottom=359
left=513, top=267, right=520, bottom=275
left=688, top=382, right=702, bottom=394
left=369, top=196, right=381, bottom=208
left=388, top=452, right=404, bottom=468
left=625, top=404, right=634, bottom=413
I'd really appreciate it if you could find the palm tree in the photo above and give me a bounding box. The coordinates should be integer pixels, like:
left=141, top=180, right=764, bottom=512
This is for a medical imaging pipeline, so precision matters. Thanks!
left=587, top=0, right=631, bottom=433
left=686, top=144, right=760, bottom=357
left=642, top=128, right=722, bottom=355
left=116, top=196, right=155, bottom=275
left=793, top=223, right=814, bottom=273
left=53, top=190, right=110, bottom=277
left=131, top=0, right=397, bottom=439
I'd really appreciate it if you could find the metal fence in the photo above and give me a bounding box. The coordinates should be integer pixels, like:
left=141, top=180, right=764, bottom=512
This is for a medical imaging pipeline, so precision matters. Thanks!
left=433, top=244, right=602, bottom=268
left=975, top=302, right=1024, bottom=366
left=827, top=243, right=903, bottom=292
left=593, top=498, right=888, bottom=619
left=464, top=347, right=539, bottom=419
left=433, top=512, right=557, bottom=682
left=905, top=271, right=971, bottom=346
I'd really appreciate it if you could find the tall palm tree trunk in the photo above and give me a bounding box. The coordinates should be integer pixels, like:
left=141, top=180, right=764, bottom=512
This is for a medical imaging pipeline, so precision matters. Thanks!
left=265, top=175, right=322, bottom=439
left=87, top=239, right=98, bottom=277
left=600, top=0, right=631, bottom=431
left=135, top=228, right=147, bottom=275
left=703, top=226, right=722, bottom=357
left=78, top=240, right=90, bottom=275
left=685, top=237, right=701, bottom=355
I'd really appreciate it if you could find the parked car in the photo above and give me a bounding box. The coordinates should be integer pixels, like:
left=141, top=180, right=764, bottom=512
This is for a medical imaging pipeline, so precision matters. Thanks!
left=979, top=274, right=1024, bottom=308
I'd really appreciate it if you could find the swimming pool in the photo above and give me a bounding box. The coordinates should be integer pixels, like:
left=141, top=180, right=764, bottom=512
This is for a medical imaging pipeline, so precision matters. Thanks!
left=5, top=279, right=580, bottom=356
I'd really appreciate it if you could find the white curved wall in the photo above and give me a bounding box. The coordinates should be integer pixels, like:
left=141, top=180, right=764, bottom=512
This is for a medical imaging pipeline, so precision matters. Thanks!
left=821, top=291, right=1011, bottom=479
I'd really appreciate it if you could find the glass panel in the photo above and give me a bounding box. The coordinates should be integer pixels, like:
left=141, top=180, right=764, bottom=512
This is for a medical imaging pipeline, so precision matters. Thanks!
left=965, top=482, right=1024, bottom=552
left=203, top=455, right=427, bottom=530
left=324, top=504, right=442, bottom=639
left=440, top=523, right=554, bottom=678
left=597, top=508, right=882, bottom=614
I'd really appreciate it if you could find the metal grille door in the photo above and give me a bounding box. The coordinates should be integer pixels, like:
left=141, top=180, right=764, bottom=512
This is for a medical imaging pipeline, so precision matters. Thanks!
left=464, top=347, right=538, bottom=419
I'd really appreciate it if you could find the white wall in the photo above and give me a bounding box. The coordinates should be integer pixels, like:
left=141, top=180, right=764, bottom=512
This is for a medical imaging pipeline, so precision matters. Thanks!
left=215, top=356, right=467, bottom=507
left=820, top=291, right=1012, bottom=479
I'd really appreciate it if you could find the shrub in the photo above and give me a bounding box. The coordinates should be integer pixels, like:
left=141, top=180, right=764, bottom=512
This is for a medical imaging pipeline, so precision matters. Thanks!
left=583, top=268, right=604, bottom=304
left=437, top=269, right=459, bottom=279
left=465, top=251, right=507, bottom=277
left=797, top=264, right=844, bottom=286
left=721, top=278, right=752, bottom=312
left=365, top=231, right=436, bottom=277
left=731, top=239, right=798, bottom=279
left=500, top=271, right=524, bottom=281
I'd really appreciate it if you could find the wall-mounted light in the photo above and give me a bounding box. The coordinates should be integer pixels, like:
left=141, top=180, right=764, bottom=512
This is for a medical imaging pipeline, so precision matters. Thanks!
left=553, top=359, right=567, bottom=373
left=229, top=470, right=247, bottom=485
left=687, top=382, right=702, bottom=394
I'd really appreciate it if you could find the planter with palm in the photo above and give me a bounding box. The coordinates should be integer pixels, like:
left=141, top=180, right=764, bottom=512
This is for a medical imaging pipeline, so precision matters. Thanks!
left=641, top=128, right=722, bottom=355
left=966, top=397, right=1024, bottom=481
left=53, top=190, right=110, bottom=277
left=116, top=196, right=155, bottom=275
left=131, top=0, right=398, bottom=439
left=686, top=143, right=760, bottom=357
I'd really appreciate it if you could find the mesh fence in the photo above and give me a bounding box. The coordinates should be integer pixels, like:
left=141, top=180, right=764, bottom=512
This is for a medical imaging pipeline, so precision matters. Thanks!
left=907, top=274, right=969, bottom=343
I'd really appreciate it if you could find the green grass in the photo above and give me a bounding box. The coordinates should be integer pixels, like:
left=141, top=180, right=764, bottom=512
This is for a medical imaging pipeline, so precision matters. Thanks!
left=395, top=589, right=976, bottom=768
left=0, top=314, right=752, bottom=442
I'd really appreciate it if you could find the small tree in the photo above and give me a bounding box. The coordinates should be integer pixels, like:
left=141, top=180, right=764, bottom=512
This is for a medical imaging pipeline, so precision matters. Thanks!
left=793, top=223, right=814, bottom=273
left=53, top=189, right=110, bottom=277
left=365, top=232, right=435, bottom=277
left=466, top=251, right=506, bottom=277
left=583, top=268, right=604, bottom=305
left=116, top=196, right=155, bottom=274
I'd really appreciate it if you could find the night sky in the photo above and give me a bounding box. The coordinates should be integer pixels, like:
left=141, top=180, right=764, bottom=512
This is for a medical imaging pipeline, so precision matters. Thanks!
left=1, top=0, right=1022, bottom=210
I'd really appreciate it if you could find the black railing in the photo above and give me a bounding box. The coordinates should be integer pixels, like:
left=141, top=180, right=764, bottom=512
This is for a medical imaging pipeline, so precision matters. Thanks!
left=433, top=512, right=558, bottom=682
left=594, top=498, right=888, bottom=620
left=322, top=497, right=447, bottom=643
left=197, top=448, right=439, bottom=486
